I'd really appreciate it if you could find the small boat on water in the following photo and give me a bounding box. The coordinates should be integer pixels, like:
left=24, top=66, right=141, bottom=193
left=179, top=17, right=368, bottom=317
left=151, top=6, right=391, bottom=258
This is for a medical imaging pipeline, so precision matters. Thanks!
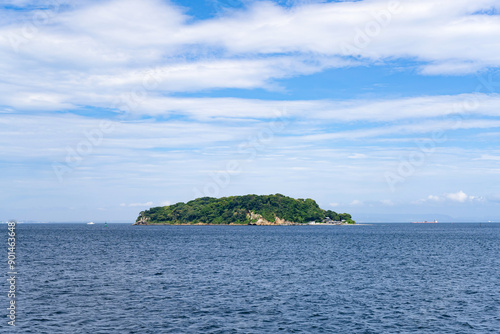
left=412, top=220, right=438, bottom=224
left=87, top=222, right=95, bottom=225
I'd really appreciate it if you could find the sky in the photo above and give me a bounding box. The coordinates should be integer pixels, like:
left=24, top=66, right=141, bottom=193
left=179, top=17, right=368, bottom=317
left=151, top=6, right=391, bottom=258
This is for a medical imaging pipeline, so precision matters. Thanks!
left=1, top=0, right=500, bottom=223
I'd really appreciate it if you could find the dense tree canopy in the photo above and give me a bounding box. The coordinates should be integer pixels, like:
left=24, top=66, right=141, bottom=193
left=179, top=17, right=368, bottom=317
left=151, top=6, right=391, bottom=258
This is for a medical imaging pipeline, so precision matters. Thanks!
left=136, top=194, right=355, bottom=225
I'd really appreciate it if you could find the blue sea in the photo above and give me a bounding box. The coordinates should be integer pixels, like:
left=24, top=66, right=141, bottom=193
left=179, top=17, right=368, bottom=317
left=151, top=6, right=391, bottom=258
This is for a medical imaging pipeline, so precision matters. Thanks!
left=4, top=223, right=500, bottom=333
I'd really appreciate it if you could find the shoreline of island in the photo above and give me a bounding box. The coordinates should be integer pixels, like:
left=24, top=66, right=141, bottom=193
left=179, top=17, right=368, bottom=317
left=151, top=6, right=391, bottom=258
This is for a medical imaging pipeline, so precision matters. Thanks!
left=134, top=194, right=357, bottom=226
left=133, top=222, right=367, bottom=226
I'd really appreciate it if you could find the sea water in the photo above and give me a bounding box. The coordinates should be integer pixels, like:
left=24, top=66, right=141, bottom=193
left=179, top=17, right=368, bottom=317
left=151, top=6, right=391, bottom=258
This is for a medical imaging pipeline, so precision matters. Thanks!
left=4, top=223, right=500, bottom=333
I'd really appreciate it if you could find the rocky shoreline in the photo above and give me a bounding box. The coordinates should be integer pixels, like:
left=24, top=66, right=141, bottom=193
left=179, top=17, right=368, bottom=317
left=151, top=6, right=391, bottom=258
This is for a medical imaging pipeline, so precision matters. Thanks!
left=134, top=209, right=355, bottom=226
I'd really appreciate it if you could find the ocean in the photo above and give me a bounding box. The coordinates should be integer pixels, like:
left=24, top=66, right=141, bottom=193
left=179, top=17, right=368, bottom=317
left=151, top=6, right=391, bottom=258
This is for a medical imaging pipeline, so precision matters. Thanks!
left=4, top=223, right=499, bottom=333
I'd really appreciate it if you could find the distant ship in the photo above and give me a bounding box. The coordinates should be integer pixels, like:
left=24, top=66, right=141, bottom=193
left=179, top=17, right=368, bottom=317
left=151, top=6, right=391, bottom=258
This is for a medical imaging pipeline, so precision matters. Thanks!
left=87, top=222, right=95, bottom=225
left=412, top=220, right=438, bottom=224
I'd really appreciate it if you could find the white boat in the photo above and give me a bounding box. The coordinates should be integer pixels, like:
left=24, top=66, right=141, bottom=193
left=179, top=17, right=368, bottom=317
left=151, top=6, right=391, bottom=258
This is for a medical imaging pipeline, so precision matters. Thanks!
left=87, top=222, right=95, bottom=225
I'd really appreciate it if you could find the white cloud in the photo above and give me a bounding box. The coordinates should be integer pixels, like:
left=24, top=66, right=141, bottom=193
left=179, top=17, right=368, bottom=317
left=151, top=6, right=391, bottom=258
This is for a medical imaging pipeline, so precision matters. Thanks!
left=3, top=77, right=500, bottom=122
left=420, top=191, right=481, bottom=203
left=87, top=56, right=353, bottom=93
left=1, top=0, right=499, bottom=107
left=419, top=61, right=486, bottom=76
left=427, top=195, right=441, bottom=201
left=0, top=1, right=499, bottom=136
left=477, top=154, right=500, bottom=161
left=446, top=190, right=474, bottom=203
left=128, top=201, right=153, bottom=207
left=348, top=153, right=367, bottom=159
left=181, top=0, right=500, bottom=73
left=131, top=201, right=172, bottom=207
left=350, top=199, right=363, bottom=206
left=300, top=118, right=500, bottom=142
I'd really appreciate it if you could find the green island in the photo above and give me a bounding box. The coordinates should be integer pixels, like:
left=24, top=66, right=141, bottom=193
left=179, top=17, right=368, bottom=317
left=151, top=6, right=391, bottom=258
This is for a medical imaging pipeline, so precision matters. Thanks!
left=135, top=194, right=355, bottom=225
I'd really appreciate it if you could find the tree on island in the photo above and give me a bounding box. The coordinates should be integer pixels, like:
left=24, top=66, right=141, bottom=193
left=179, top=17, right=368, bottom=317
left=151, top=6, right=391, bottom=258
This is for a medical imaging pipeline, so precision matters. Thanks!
left=136, top=194, right=355, bottom=225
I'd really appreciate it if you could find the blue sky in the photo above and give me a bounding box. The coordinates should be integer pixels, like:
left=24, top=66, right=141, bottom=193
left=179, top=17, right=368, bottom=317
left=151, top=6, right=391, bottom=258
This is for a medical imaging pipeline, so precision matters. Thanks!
left=1, top=0, right=500, bottom=222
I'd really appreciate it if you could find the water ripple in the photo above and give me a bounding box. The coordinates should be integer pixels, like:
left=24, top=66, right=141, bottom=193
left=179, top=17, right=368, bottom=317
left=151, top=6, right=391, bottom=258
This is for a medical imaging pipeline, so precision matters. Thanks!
left=4, top=223, right=500, bottom=333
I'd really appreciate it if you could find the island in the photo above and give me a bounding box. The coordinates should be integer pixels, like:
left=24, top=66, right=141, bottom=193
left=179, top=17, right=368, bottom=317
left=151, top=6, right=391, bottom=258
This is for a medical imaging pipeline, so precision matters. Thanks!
left=134, top=194, right=355, bottom=225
